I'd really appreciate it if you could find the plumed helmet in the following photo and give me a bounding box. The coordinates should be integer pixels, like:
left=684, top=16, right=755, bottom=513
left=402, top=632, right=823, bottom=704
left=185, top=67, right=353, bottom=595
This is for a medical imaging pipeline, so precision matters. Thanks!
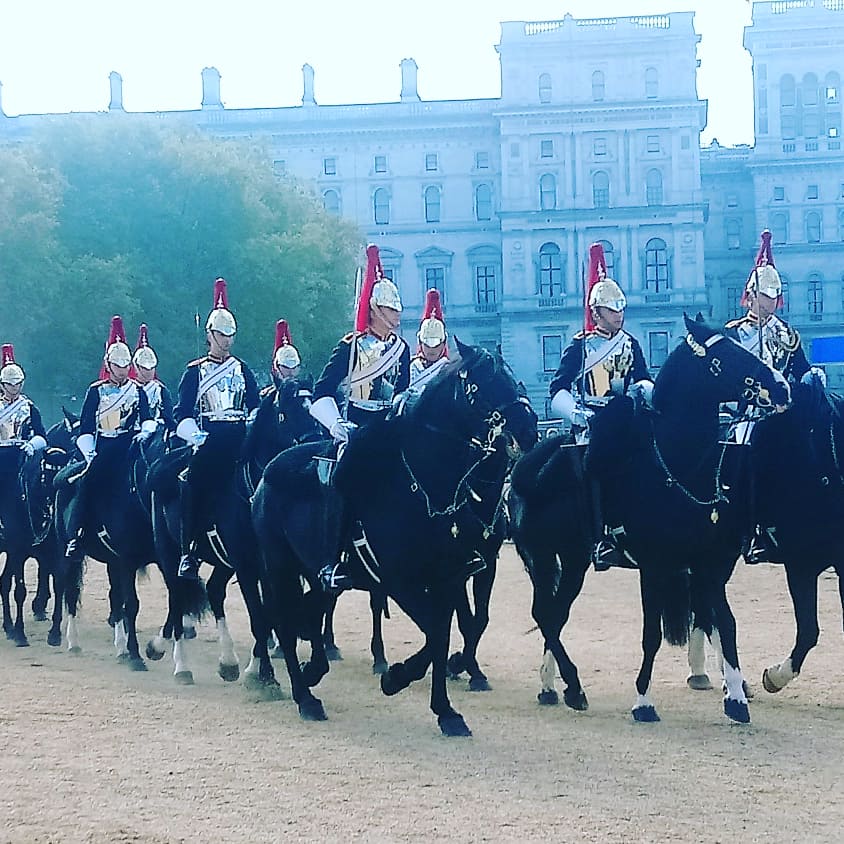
left=132, top=323, right=158, bottom=370
left=585, top=242, right=626, bottom=328
left=355, top=244, right=402, bottom=333
left=743, top=230, right=782, bottom=305
left=272, top=319, right=301, bottom=371
left=0, top=344, right=25, bottom=385
left=206, top=278, right=237, bottom=336
left=418, top=289, right=447, bottom=348
left=101, top=316, right=132, bottom=378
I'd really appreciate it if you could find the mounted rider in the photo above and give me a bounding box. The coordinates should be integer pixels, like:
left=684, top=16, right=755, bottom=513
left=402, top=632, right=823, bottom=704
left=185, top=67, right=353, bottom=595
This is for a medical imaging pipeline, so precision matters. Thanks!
left=549, top=242, right=653, bottom=572
left=174, top=278, right=259, bottom=580
left=726, top=230, right=810, bottom=564
left=268, top=319, right=302, bottom=391
left=64, top=316, right=154, bottom=565
left=131, top=324, right=175, bottom=433
left=309, top=243, right=410, bottom=592
left=409, top=288, right=448, bottom=392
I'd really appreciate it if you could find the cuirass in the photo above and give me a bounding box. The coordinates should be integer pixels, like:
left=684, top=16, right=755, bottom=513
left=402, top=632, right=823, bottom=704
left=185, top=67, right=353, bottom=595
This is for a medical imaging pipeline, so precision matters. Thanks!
left=350, top=334, right=400, bottom=403
left=584, top=332, right=635, bottom=397
left=0, top=396, right=31, bottom=441
left=736, top=317, right=794, bottom=372
left=143, top=381, right=163, bottom=421
left=198, top=358, right=246, bottom=416
left=97, top=383, right=139, bottom=434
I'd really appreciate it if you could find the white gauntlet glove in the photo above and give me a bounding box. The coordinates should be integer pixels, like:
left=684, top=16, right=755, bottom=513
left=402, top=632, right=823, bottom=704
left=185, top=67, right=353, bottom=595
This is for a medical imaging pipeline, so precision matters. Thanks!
left=77, top=433, right=96, bottom=463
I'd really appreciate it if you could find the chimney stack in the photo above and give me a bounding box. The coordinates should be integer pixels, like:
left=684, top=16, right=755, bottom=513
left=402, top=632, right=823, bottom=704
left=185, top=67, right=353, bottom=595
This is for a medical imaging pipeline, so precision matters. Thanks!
left=201, top=67, right=223, bottom=109
left=400, top=58, right=420, bottom=102
left=302, top=63, right=316, bottom=106
left=108, top=71, right=124, bottom=111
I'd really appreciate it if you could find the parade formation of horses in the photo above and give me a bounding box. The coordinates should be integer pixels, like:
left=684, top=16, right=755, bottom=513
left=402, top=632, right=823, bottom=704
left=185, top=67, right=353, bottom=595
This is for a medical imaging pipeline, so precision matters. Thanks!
left=252, top=340, right=538, bottom=736
left=511, top=315, right=789, bottom=724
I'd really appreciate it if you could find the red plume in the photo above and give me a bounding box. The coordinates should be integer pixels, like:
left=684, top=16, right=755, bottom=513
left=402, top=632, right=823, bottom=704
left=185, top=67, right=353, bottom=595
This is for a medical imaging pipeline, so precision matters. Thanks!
left=129, top=323, right=150, bottom=379
left=1, top=344, right=15, bottom=367
left=422, top=288, right=444, bottom=322
left=355, top=244, right=384, bottom=333
left=272, top=319, right=293, bottom=372
left=742, top=230, right=783, bottom=309
left=99, top=315, right=127, bottom=380
left=584, top=243, right=607, bottom=332
left=755, top=229, right=776, bottom=269
left=212, top=277, right=229, bottom=310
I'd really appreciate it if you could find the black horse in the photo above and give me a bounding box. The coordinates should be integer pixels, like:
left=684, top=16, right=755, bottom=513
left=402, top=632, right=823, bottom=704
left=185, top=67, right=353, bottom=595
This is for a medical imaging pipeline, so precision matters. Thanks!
left=511, top=315, right=789, bottom=724
left=147, top=376, right=321, bottom=689
left=0, top=442, right=59, bottom=646
left=749, top=377, right=844, bottom=696
left=252, top=340, right=538, bottom=736
left=51, top=422, right=168, bottom=669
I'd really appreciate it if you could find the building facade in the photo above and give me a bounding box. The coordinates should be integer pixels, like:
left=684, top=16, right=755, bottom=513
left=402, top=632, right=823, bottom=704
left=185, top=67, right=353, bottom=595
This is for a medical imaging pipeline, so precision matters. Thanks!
left=2, top=1, right=844, bottom=406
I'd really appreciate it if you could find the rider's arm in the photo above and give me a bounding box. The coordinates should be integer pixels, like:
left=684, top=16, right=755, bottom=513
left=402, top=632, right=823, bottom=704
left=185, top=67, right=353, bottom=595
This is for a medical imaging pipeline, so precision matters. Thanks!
left=313, top=337, right=352, bottom=402
left=29, top=404, right=47, bottom=440
left=78, top=385, right=99, bottom=436
left=159, top=383, right=176, bottom=431
left=549, top=336, right=583, bottom=398
left=243, top=363, right=260, bottom=412
left=174, top=365, right=199, bottom=423
left=630, top=337, right=653, bottom=385
left=394, top=339, right=411, bottom=395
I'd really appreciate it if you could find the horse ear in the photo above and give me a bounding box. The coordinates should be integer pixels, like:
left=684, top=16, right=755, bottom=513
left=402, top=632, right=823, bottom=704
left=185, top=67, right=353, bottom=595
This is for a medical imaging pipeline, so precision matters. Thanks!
left=454, top=336, right=472, bottom=359
left=685, top=313, right=715, bottom=343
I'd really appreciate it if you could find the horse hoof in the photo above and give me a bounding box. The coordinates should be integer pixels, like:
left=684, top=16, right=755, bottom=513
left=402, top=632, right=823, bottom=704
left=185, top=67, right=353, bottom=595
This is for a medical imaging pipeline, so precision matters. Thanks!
left=743, top=680, right=755, bottom=700
left=14, top=635, right=30, bottom=648
left=270, top=646, right=285, bottom=660
left=372, top=660, right=389, bottom=676
left=68, top=646, right=82, bottom=655
left=33, top=611, right=48, bottom=623
left=299, top=661, right=327, bottom=689
left=325, top=645, right=343, bottom=662
left=117, top=653, right=130, bottom=663
left=537, top=690, right=559, bottom=706
left=218, top=662, right=240, bottom=682
left=724, top=698, right=751, bottom=724
left=298, top=697, right=327, bottom=722
left=128, top=657, right=147, bottom=672
left=183, top=627, right=197, bottom=641
left=47, top=630, right=62, bottom=648
left=762, top=668, right=784, bottom=694
left=438, top=714, right=472, bottom=737
left=174, top=670, right=194, bottom=686
left=145, top=642, right=165, bottom=661
left=447, top=651, right=467, bottom=678
left=468, top=675, right=492, bottom=692
left=687, top=674, right=713, bottom=691
left=563, top=687, right=589, bottom=711
left=249, top=679, right=286, bottom=701
left=632, top=705, right=661, bottom=723
left=380, top=665, right=409, bottom=697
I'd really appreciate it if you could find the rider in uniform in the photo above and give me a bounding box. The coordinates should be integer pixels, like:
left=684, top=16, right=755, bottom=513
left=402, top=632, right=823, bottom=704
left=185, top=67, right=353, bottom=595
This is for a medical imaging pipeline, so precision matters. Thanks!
left=725, top=229, right=810, bottom=564
left=269, top=319, right=302, bottom=390
left=549, top=242, right=653, bottom=572
left=64, top=316, right=154, bottom=564
left=131, top=324, right=175, bottom=433
left=174, top=278, right=259, bottom=580
left=309, top=243, right=410, bottom=591
left=408, top=288, right=448, bottom=395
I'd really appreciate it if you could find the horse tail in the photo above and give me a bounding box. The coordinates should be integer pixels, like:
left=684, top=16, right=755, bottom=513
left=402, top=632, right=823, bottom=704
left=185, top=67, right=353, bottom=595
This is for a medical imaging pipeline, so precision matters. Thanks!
left=660, top=568, right=691, bottom=647
left=179, top=578, right=211, bottom=621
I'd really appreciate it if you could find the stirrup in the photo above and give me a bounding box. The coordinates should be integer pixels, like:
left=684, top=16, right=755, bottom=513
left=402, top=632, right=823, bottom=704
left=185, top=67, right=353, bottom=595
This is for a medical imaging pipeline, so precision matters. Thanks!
left=591, top=537, right=637, bottom=572
left=177, top=554, right=200, bottom=580
left=318, top=563, right=353, bottom=595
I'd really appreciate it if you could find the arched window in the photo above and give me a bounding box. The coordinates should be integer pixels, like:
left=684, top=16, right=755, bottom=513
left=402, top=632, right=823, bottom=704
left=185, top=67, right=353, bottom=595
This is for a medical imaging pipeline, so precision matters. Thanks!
left=771, top=212, right=788, bottom=245
left=592, top=70, right=605, bottom=102
left=780, top=74, right=796, bottom=108
left=807, top=272, right=824, bottom=316
left=539, top=73, right=552, bottom=104
left=726, top=219, right=741, bottom=250
left=645, top=67, right=659, bottom=99
left=538, top=242, right=563, bottom=297
left=475, top=184, right=492, bottom=221
left=806, top=211, right=822, bottom=243
left=373, top=188, right=390, bottom=226
left=592, top=171, right=610, bottom=208
left=597, top=240, right=616, bottom=280
left=646, top=169, right=663, bottom=205
left=803, top=73, right=819, bottom=107
left=645, top=238, right=669, bottom=293
left=539, top=174, right=557, bottom=211
left=322, top=189, right=340, bottom=215
left=424, top=186, right=441, bottom=223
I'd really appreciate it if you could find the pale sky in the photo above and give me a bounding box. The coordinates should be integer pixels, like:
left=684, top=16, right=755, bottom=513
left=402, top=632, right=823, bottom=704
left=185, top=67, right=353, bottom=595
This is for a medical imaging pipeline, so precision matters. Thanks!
left=0, top=0, right=754, bottom=145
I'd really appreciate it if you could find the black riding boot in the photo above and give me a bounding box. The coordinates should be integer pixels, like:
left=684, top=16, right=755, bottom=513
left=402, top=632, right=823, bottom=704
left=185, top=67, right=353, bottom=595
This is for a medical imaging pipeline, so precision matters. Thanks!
left=177, top=471, right=200, bottom=580
left=744, top=526, right=778, bottom=565
left=589, top=480, right=634, bottom=572
left=316, top=479, right=356, bottom=595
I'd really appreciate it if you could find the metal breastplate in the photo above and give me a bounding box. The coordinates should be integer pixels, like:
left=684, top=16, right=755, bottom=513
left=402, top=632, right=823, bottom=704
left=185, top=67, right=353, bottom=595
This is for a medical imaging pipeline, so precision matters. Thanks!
left=350, top=334, right=398, bottom=404
left=737, top=318, right=792, bottom=372
left=198, top=358, right=247, bottom=419
left=0, top=396, right=31, bottom=442
left=583, top=333, right=634, bottom=397
left=143, top=381, right=163, bottom=421
left=97, top=383, right=139, bottom=435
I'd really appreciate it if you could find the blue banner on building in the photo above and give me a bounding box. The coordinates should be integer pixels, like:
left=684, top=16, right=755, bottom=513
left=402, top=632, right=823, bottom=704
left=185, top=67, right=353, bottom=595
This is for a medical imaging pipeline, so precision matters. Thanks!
left=811, top=337, right=844, bottom=365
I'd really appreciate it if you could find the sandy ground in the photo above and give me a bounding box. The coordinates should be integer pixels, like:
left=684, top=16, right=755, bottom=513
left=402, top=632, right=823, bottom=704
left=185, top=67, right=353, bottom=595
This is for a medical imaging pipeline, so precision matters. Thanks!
left=2, top=548, right=844, bottom=844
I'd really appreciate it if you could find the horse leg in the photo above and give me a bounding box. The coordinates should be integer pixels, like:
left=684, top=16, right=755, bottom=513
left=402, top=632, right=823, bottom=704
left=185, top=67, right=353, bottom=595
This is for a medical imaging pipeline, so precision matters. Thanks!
left=428, top=599, right=470, bottom=737
left=32, top=554, right=52, bottom=621
left=763, top=562, right=820, bottom=695
left=237, top=568, right=285, bottom=699
left=47, top=539, right=66, bottom=648
left=63, top=555, right=84, bottom=654
left=370, top=591, right=388, bottom=675
left=380, top=644, right=431, bottom=695
left=0, top=559, right=13, bottom=639
left=710, top=583, right=750, bottom=723
left=299, top=588, right=331, bottom=688
left=322, top=593, right=342, bottom=661
left=122, top=565, right=147, bottom=671
left=687, top=625, right=714, bottom=691
left=447, top=580, right=472, bottom=679
left=206, top=566, right=240, bottom=681
left=632, top=573, right=663, bottom=722
left=461, top=561, right=496, bottom=692
left=9, top=552, right=30, bottom=647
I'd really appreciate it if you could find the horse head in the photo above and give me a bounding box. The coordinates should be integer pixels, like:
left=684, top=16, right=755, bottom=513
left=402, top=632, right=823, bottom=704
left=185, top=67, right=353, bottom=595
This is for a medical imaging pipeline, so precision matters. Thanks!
left=446, top=338, right=538, bottom=458
left=652, top=314, right=790, bottom=417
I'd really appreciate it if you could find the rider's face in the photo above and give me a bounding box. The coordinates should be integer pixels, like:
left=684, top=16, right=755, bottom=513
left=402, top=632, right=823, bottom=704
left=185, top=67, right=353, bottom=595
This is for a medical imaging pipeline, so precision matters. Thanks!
left=1, top=381, right=22, bottom=400
left=421, top=342, right=446, bottom=364
left=749, top=292, right=778, bottom=322
left=109, top=363, right=130, bottom=385
left=208, top=330, right=235, bottom=358
left=277, top=364, right=300, bottom=380
left=593, top=306, right=625, bottom=335
left=134, top=365, right=155, bottom=384
left=369, top=304, right=401, bottom=339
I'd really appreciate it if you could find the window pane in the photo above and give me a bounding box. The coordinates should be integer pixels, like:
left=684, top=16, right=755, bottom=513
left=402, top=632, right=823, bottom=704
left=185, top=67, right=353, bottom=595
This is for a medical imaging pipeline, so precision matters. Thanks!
left=475, top=265, right=497, bottom=306
left=648, top=331, right=669, bottom=368
left=374, top=155, right=387, bottom=173
left=645, top=238, right=669, bottom=292
left=475, top=184, right=492, bottom=221
left=323, top=190, right=340, bottom=214
left=425, top=267, right=444, bottom=291
left=542, top=335, right=562, bottom=372
left=807, top=212, right=821, bottom=243
left=540, top=174, right=557, bottom=211
left=539, top=243, right=563, bottom=297
left=425, top=153, right=438, bottom=171
left=424, top=186, right=441, bottom=223
left=593, top=171, right=609, bottom=208
left=475, top=151, right=489, bottom=169
left=323, top=157, right=336, bottom=176
left=539, top=73, right=552, bottom=104
left=592, top=70, right=605, bottom=102
left=374, top=189, right=390, bottom=225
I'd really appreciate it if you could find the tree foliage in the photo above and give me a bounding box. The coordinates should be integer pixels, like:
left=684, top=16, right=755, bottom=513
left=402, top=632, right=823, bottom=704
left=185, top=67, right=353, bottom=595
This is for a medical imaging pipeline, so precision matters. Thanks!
left=0, top=118, right=362, bottom=419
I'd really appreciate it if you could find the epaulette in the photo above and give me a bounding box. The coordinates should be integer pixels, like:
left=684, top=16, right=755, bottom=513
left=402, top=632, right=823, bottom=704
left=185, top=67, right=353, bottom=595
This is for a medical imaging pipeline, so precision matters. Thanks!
left=573, top=330, right=587, bottom=340
left=724, top=318, right=746, bottom=330
left=341, top=332, right=360, bottom=344
left=186, top=357, right=206, bottom=368
left=89, top=379, right=108, bottom=388
left=259, top=384, right=275, bottom=399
